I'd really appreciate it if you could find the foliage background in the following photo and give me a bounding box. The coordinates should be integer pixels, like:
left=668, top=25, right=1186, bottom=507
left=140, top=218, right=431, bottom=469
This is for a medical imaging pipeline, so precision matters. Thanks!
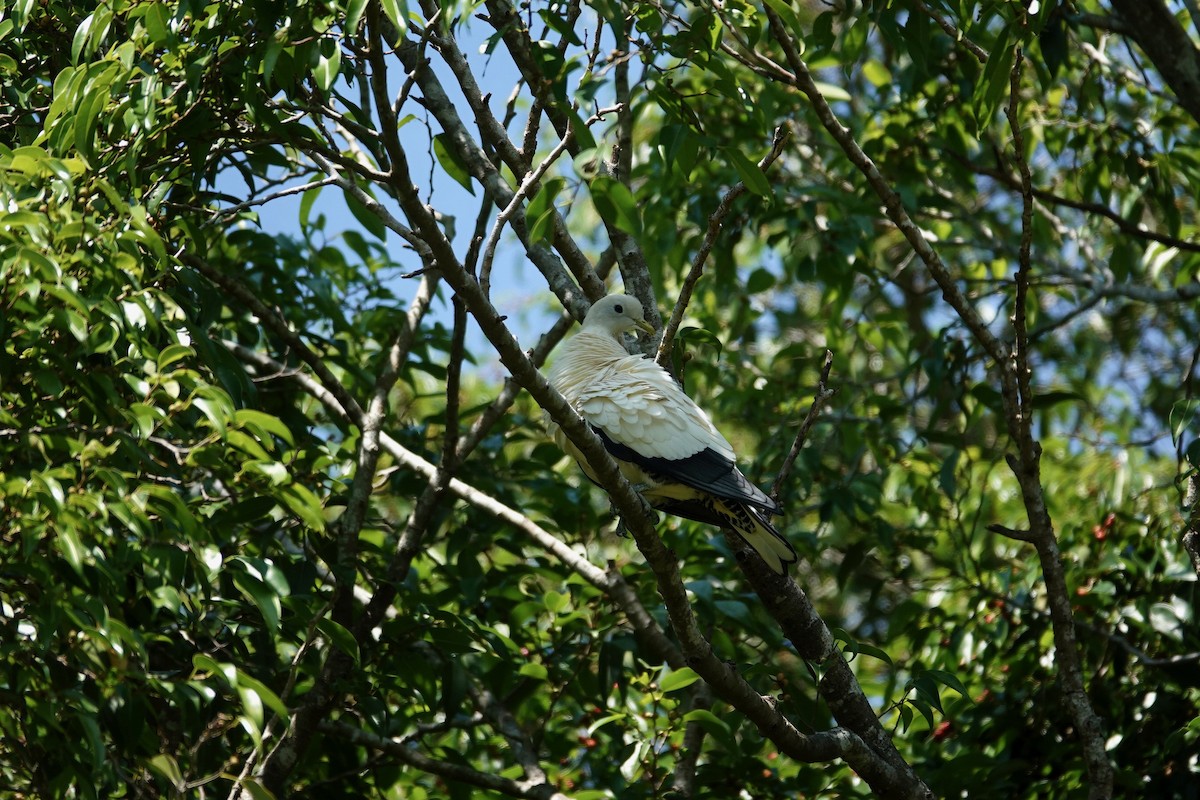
left=2, top=0, right=1199, bottom=798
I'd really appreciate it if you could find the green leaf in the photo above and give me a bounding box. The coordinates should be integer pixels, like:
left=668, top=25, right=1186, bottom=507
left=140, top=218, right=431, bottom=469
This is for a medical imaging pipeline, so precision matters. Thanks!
left=727, top=148, right=772, bottom=198
left=193, top=654, right=237, bottom=685
left=568, top=109, right=597, bottom=151
left=378, top=0, right=409, bottom=44
left=313, top=39, right=342, bottom=92
left=659, top=124, right=698, bottom=176
left=299, top=183, right=323, bottom=228
left=833, top=628, right=893, bottom=665
left=231, top=569, right=282, bottom=633
left=147, top=754, right=185, bottom=791
left=862, top=59, right=892, bottom=88
left=72, top=12, right=96, bottom=63
left=55, top=522, right=86, bottom=576
left=972, top=24, right=1014, bottom=132
left=1169, top=398, right=1199, bottom=445
left=79, top=713, right=105, bottom=772
left=346, top=0, right=370, bottom=33
left=912, top=674, right=944, bottom=713
left=433, top=133, right=476, bottom=195
left=518, top=662, right=549, bottom=680
left=1038, top=13, right=1068, bottom=80
left=746, top=267, right=775, bottom=294
left=142, top=3, right=172, bottom=46
left=530, top=39, right=566, bottom=82
left=278, top=483, right=326, bottom=531
left=235, top=672, right=289, bottom=719
left=589, top=175, right=641, bottom=236
left=677, top=326, right=723, bottom=356
left=318, top=618, right=361, bottom=663
left=812, top=80, right=851, bottom=102
left=525, top=176, right=565, bottom=246
left=128, top=403, right=163, bottom=440
left=235, top=409, right=295, bottom=448
left=343, top=187, right=387, bottom=241
left=681, top=708, right=730, bottom=736
left=659, top=667, right=700, bottom=692
left=543, top=589, right=569, bottom=614
left=236, top=779, right=277, bottom=800
left=156, top=343, right=194, bottom=371
left=924, top=669, right=971, bottom=700
left=908, top=697, right=938, bottom=731
left=762, top=0, right=805, bottom=43
left=938, top=449, right=959, bottom=498
left=1185, top=438, right=1200, bottom=468
left=1032, top=390, right=1083, bottom=409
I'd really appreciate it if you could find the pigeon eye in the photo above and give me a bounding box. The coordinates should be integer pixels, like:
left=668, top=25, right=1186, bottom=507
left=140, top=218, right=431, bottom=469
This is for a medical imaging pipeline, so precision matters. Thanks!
left=614, top=304, right=624, bottom=314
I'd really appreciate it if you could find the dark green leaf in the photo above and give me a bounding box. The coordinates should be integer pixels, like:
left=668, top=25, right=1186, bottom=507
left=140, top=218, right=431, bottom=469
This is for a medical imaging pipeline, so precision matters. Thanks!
left=727, top=147, right=772, bottom=198
left=433, top=133, right=476, bottom=195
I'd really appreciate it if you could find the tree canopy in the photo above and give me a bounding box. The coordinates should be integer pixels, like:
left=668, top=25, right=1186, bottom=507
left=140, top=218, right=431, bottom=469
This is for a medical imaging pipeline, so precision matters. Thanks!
left=2, top=0, right=1199, bottom=798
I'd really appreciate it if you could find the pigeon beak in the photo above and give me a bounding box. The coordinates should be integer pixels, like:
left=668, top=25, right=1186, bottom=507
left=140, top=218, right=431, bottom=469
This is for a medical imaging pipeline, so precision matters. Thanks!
left=635, top=319, right=655, bottom=335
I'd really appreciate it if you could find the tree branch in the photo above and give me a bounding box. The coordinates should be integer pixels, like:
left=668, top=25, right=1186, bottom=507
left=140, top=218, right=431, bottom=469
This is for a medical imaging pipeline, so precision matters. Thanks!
left=317, top=720, right=573, bottom=800
left=335, top=272, right=439, bottom=618
left=670, top=683, right=712, bottom=798
left=221, top=339, right=686, bottom=670
left=374, top=117, right=926, bottom=795
left=383, top=14, right=600, bottom=316
left=994, top=49, right=1114, bottom=800
left=763, top=8, right=1008, bottom=367
left=909, top=0, right=989, bottom=63
left=770, top=349, right=836, bottom=505
left=958, top=157, right=1200, bottom=255
left=1109, top=0, right=1200, bottom=126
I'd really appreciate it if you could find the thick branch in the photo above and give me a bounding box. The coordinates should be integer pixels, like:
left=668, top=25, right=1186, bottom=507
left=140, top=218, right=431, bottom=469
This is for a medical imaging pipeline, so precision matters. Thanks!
left=377, top=122, right=919, bottom=790
left=762, top=10, right=1113, bottom=797
left=1109, top=0, right=1200, bottom=126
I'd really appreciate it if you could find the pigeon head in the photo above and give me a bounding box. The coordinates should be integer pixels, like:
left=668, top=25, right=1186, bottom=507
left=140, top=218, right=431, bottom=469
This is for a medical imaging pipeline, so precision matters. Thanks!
left=583, top=294, right=655, bottom=337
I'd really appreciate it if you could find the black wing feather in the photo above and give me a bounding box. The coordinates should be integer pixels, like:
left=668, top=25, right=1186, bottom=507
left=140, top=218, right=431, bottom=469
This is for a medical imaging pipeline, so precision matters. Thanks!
left=591, top=425, right=779, bottom=514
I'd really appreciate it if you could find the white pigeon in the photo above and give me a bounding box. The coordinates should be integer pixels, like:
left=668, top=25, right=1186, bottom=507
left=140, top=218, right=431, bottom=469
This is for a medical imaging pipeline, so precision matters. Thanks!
left=546, top=294, right=796, bottom=574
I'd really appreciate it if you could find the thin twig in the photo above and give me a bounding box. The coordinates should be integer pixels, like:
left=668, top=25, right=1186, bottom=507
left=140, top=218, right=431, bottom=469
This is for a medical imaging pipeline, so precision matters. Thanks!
left=215, top=177, right=341, bottom=220
left=480, top=125, right=579, bottom=298
left=770, top=350, right=836, bottom=505
left=986, top=523, right=1038, bottom=544
left=654, top=125, right=791, bottom=368
left=670, top=683, right=713, bottom=797
left=1076, top=618, right=1200, bottom=667
left=909, top=0, right=989, bottom=63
